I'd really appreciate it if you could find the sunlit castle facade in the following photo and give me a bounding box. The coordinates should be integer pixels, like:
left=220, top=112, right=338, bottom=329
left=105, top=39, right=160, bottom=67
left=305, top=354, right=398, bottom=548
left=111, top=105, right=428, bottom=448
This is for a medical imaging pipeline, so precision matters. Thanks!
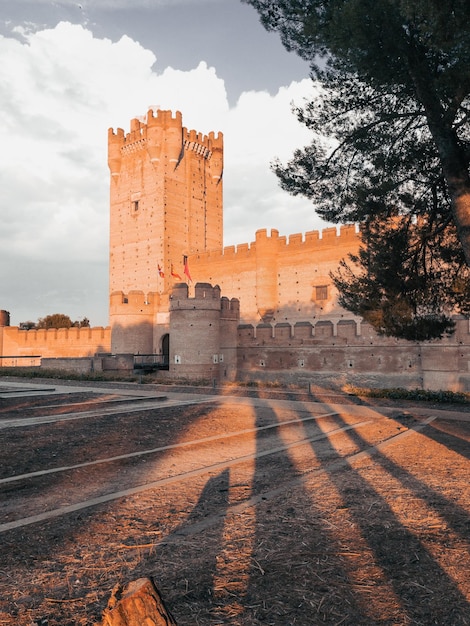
left=1, top=107, right=469, bottom=391
left=108, top=108, right=360, bottom=357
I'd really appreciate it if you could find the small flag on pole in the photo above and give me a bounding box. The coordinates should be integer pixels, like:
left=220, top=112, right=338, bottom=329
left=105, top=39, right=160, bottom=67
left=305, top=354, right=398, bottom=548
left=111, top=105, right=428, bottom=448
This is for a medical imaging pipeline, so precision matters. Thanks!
left=183, top=255, right=192, bottom=282
left=158, top=264, right=165, bottom=278
left=171, top=264, right=182, bottom=280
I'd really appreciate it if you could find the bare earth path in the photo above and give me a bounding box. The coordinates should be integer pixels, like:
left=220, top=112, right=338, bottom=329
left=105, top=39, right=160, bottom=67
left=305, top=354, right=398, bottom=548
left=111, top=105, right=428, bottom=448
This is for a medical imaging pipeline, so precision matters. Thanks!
left=0, top=379, right=469, bottom=625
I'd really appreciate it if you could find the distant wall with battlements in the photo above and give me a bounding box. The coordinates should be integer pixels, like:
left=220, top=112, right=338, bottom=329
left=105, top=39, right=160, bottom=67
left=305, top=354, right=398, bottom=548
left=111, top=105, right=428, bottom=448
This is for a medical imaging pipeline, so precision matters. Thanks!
left=0, top=325, right=111, bottom=366
left=185, top=225, right=360, bottom=324
left=236, top=316, right=470, bottom=392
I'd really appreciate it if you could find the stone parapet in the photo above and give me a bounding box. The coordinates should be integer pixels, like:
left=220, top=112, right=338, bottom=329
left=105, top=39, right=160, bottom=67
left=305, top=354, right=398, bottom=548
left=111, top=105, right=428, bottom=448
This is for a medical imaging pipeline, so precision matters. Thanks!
left=236, top=317, right=470, bottom=392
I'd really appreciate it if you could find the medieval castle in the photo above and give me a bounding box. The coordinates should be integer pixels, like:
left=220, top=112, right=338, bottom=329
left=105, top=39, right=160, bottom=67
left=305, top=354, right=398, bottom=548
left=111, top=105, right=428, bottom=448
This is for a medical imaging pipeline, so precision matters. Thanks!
left=1, top=108, right=469, bottom=391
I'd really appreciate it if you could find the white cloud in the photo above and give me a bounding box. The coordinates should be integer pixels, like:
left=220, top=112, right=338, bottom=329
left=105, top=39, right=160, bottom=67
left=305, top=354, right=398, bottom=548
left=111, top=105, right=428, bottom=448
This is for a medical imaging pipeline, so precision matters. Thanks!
left=0, top=21, right=323, bottom=325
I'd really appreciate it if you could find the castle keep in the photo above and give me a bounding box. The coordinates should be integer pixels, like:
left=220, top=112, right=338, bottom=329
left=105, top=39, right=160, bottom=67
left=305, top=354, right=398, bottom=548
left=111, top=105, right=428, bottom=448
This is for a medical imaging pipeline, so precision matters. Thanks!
left=108, top=108, right=223, bottom=297
left=1, top=108, right=469, bottom=390
left=107, top=108, right=361, bottom=358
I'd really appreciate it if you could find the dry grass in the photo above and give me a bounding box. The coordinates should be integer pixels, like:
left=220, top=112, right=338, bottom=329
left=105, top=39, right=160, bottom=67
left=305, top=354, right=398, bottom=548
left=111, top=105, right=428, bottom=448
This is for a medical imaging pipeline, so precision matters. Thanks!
left=0, top=386, right=469, bottom=625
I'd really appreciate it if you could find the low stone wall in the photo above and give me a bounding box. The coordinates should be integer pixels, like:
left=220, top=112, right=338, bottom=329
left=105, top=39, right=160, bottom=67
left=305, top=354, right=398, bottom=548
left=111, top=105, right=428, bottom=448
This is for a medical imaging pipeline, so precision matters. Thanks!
left=41, top=357, right=104, bottom=374
left=236, top=317, right=470, bottom=392
left=0, top=326, right=111, bottom=359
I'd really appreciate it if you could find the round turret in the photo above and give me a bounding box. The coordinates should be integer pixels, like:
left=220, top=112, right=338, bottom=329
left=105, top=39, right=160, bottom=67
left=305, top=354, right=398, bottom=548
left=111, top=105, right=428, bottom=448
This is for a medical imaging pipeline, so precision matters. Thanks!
left=0, top=310, right=10, bottom=327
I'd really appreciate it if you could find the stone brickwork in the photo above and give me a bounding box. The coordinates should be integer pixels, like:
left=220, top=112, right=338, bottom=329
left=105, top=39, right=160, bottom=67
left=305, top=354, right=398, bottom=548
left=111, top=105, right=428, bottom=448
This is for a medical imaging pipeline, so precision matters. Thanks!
left=236, top=317, right=470, bottom=392
left=0, top=326, right=111, bottom=366
left=169, top=283, right=239, bottom=381
left=108, top=109, right=223, bottom=298
left=185, top=225, right=360, bottom=324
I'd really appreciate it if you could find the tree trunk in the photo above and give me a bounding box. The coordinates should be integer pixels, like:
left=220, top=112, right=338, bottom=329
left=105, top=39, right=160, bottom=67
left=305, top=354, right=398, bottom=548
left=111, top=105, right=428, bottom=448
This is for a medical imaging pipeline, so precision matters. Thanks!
left=450, top=188, right=470, bottom=267
left=99, top=577, right=177, bottom=626
left=407, top=51, right=470, bottom=265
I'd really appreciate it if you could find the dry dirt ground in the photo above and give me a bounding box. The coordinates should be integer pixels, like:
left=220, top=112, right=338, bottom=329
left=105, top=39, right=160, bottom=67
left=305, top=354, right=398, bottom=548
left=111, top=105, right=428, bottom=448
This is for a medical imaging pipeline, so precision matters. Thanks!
left=0, top=378, right=469, bottom=626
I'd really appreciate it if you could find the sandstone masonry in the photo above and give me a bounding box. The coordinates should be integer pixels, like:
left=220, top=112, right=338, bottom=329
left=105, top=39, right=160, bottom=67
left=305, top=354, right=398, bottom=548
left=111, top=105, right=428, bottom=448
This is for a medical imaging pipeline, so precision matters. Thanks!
left=1, top=107, right=469, bottom=391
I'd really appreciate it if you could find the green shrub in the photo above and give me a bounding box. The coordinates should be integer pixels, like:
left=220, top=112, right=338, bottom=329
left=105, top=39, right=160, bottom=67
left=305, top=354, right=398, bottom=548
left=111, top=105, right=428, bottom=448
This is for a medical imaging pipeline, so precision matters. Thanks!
left=346, top=385, right=470, bottom=404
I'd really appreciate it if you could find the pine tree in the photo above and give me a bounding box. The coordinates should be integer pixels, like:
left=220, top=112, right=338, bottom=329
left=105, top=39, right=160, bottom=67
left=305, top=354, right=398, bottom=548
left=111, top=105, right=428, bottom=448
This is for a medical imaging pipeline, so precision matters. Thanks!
left=243, top=0, right=470, bottom=338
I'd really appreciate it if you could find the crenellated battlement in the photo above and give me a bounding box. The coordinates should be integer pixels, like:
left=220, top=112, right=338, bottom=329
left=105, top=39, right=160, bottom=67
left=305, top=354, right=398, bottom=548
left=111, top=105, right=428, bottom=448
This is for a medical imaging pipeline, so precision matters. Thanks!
left=221, top=296, right=240, bottom=314
left=14, top=326, right=108, bottom=341
left=146, top=108, right=183, bottom=127
left=191, top=224, right=360, bottom=264
left=109, top=290, right=156, bottom=303
left=170, top=282, right=222, bottom=311
left=0, top=325, right=111, bottom=363
left=109, top=290, right=158, bottom=312
left=168, top=283, right=239, bottom=318
left=183, top=127, right=223, bottom=154
left=108, top=108, right=223, bottom=173
left=237, top=316, right=470, bottom=346
left=279, top=224, right=359, bottom=248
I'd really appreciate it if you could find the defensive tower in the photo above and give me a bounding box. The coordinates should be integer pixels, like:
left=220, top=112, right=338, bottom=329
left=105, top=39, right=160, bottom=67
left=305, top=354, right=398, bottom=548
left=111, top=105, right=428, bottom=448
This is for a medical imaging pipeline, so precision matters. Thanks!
left=108, top=108, right=223, bottom=301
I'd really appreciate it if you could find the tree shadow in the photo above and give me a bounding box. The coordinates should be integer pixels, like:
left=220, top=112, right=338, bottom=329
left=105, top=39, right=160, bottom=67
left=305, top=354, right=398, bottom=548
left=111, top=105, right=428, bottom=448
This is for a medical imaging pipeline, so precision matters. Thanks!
left=295, top=402, right=470, bottom=624
left=242, top=399, right=371, bottom=625
left=415, top=416, right=470, bottom=461
left=2, top=388, right=469, bottom=625
left=154, top=469, right=231, bottom=618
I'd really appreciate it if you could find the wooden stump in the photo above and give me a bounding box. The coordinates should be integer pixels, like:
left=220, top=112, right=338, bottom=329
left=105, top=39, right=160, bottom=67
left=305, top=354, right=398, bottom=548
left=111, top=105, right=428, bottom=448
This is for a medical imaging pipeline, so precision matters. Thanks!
left=99, top=577, right=177, bottom=626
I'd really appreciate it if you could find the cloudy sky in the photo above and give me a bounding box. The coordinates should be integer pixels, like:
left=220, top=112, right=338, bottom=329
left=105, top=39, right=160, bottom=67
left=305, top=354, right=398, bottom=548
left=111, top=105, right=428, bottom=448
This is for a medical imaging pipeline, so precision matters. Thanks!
left=1, top=0, right=328, bottom=327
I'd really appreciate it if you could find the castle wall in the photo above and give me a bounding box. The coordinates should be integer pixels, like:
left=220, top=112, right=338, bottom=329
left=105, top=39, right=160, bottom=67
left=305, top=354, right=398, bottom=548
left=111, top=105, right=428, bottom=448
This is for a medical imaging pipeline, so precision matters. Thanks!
left=0, top=326, right=111, bottom=366
left=186, top=225, right=360, bottom=325
left=109, top=290, right=157, bottom=354
left=108, top=289, right=171, bottom=355
left=41, top=357, right=106, bottom=373
left=236, top=317, right=470, bottom=391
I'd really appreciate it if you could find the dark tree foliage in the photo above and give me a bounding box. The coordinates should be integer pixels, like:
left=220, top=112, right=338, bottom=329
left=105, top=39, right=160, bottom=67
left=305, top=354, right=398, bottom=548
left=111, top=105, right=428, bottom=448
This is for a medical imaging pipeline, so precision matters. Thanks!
left=36, top=314, right=73, bottom=329
left=333, top=216, right=470, bottom=340
left=73, top=317, right=90, bottom=328
left=34, top=314, right=90, bottom=329
left=18, top=321, right=36, bottom=330
left=242, top=0, right=470, bottom=339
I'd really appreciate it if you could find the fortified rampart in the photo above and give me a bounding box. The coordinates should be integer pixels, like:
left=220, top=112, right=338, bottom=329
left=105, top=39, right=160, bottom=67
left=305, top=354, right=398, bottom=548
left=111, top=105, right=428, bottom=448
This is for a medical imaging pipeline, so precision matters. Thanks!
left=169, top=282, right=239, bottom=381
left=236, top=317, right=470, bottom=392
left=186, top=225, right=360, bottom=324
left=0, top=325, right=111, bottom=366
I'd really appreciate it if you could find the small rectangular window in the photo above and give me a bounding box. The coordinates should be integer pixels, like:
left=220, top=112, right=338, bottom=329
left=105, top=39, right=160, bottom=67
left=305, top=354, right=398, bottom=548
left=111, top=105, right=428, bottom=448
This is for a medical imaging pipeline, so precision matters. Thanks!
left=315, top=285, right=328, bottom=300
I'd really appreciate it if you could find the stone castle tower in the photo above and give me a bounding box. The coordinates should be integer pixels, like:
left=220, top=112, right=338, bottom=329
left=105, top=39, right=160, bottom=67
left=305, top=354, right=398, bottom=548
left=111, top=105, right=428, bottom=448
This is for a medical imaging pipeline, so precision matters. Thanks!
left=108, top=108, right=223, bottom=295
left=169, top=283, right=239, bottom=381
left=107, top=108, right=224, bottom=355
